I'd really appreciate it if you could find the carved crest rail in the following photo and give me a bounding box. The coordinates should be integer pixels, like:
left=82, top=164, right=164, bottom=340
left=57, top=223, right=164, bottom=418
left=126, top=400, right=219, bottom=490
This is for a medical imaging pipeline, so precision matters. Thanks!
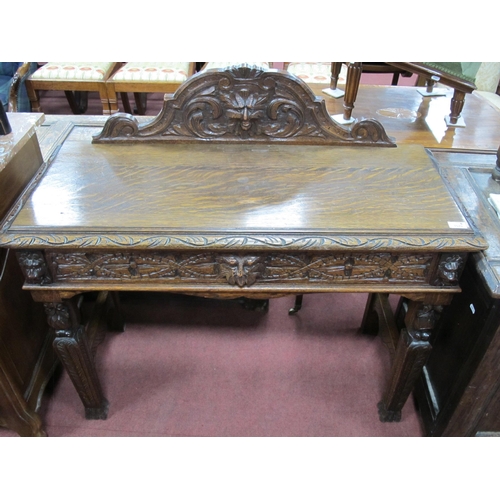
left=93, top=65, right=396, bottom=147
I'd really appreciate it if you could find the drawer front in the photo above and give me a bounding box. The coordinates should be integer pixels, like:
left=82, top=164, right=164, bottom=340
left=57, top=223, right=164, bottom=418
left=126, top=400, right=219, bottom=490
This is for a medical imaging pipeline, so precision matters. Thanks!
left=39, top=250, right=437, bottom=288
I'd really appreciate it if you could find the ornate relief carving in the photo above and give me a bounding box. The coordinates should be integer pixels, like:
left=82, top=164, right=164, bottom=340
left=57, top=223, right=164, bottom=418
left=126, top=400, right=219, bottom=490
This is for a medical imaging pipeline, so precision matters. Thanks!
left=432, top=254, right=465, bottom=286
left=44, top=302, right=71, bottom=333
left=215, top=255, right=265, bottom=287
left=2, top=232, right=488, bottom=252
left=412, top=305, right=437, bottom=341
left=93, top=65, right=395, bottom=147
left=47, top=250, right=435, bottom=287
left=16, top=250, right=52, bottom=285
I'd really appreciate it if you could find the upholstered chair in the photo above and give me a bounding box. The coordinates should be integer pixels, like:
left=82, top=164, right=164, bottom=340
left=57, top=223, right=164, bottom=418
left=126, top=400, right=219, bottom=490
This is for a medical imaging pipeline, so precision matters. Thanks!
left=201, top=62, right=270, bottom=71
left=26, top=62, right=122, bottom=115
left=106, top=62, right=196, bottom=115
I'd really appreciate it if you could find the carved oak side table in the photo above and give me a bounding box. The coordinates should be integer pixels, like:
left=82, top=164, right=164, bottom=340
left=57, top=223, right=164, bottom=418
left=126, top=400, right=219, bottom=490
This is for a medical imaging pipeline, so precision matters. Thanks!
left=0, top=66, right=487, bottom=424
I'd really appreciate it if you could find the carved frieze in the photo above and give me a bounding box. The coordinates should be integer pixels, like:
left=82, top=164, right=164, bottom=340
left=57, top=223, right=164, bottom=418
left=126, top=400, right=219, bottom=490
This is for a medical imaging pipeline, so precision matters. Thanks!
left=47, top=251, right=435, bottom=288
left=92, top=65, right=395, bottom=147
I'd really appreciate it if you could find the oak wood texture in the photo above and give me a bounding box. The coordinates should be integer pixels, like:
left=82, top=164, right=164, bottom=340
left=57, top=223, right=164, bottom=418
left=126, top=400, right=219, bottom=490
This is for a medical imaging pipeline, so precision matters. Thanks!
left=0, top=69, right=488, bottom=425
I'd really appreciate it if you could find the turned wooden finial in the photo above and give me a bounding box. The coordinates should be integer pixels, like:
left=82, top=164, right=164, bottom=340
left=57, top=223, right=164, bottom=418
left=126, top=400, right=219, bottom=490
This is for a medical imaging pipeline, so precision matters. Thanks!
left=493, top=145, right=500, bottom=182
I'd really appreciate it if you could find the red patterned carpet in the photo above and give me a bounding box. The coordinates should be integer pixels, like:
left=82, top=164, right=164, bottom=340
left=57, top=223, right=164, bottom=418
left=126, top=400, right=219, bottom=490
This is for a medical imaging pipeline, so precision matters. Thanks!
left=1, top=292, right=423, bottom=437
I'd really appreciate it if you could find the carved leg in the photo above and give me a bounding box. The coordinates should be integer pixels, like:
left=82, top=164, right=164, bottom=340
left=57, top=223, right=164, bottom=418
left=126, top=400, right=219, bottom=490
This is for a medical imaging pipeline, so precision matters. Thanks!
left=45, top=300, right=109, bottom=420
left=343, top=62, right=362, bottom=121
left=448, top=89, right=466, bottom=125
left=378, top=301, right=435, bottom=422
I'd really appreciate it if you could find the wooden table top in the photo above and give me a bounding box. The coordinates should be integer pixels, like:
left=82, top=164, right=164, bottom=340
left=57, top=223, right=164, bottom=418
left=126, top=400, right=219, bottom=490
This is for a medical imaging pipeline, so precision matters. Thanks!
left=309, top=84, right=500, bottom=150
left=1, top=122, right=485, bottom=253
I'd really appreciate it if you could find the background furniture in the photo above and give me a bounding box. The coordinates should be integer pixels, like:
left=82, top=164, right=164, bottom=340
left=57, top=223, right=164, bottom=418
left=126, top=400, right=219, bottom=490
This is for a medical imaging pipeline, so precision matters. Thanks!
left=106, top=62, right=195, bottom=115
left=0, top=113, right=58, bottom=437
left=332, top=62, right=487, bottom=126
left=0, top=62, right=37, bottom=112
left=26, top=62, right=122, bottom=115
left=411, top=147, right=500, bottom=436
left=388, top=63, right=478, bottom=126
left=359, top=63, right=413, bottom=86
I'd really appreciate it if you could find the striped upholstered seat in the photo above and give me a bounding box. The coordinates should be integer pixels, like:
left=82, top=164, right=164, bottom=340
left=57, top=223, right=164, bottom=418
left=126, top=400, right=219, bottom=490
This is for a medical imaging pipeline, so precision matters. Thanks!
left=106, top=62, right=195, bottom=115
left=26, top=62, right=122, bottom=115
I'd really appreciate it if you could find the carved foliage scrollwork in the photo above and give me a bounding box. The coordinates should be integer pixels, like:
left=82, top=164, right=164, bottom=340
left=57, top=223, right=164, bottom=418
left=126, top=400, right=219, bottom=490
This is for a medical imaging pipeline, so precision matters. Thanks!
left=93, top=65, right=395, bottom=147
left=47, top=251, right=435, bottom=288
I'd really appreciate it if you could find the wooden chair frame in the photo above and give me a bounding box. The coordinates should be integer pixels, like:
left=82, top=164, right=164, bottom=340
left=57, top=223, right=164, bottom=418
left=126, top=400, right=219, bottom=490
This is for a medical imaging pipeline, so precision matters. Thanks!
left=25, top=63, right=123, bottom=115
left=105, top=62, right=196, bottom=115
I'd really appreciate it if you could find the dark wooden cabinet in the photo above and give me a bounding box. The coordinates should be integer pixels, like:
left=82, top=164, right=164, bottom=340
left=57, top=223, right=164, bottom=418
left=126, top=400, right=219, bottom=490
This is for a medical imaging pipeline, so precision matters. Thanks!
left=413, top=149, right=500, bottom=436
left=0, top=114, right=58, bottom=436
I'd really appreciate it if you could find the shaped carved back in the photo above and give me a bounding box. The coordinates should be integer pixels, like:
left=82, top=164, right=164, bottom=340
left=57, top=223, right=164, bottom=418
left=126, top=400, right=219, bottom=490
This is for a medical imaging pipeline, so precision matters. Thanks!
left=93, top=65, right=395, bottom=147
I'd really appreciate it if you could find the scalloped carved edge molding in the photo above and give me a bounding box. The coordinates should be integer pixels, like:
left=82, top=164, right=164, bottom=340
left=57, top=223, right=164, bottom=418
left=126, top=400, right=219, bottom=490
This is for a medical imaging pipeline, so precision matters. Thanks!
left=1, top=232, right=488, bottom=252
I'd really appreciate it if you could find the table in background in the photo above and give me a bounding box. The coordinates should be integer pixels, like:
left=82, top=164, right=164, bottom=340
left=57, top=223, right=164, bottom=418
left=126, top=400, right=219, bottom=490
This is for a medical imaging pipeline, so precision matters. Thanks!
left=308, top=83, right=500, bottom=150
left=412, top=148, right=500, bottom=436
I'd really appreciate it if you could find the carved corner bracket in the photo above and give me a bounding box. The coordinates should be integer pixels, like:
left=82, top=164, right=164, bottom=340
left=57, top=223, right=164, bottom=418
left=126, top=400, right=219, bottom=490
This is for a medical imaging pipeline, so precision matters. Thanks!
left=17, top=250, right=52, bottom=285
left=431, top=253, right=466, bottom=286
left=93, top=64, right=395, bottom=147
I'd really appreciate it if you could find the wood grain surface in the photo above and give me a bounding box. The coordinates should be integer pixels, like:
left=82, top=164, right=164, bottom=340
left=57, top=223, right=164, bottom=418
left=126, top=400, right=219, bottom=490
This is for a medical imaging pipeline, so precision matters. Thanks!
left=10, top=136, right=469, bottom=234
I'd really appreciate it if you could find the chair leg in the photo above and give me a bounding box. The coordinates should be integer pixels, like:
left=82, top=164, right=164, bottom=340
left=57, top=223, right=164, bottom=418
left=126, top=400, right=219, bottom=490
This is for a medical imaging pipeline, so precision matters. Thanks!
left=343, top=62, right=362, bottom=121
left=133, top=93, right=148, bottom=115
left=64, top=91, right=88, bottom=114
left=391, top=73, right=400, bottom=86
left=25, top=81, right=41, bottom=112
left=330, top=62, right=343, bottom=90
left=120, top=92, right=133, bottom=114
left=449, top=89, right=466, bottom=125
left=98, top=83, right=112, bottom=115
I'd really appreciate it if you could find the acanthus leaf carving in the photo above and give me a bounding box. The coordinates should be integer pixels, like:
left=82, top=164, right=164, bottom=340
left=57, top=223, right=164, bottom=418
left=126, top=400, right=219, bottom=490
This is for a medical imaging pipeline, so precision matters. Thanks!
left=93, top=65, right=396, bottom=147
